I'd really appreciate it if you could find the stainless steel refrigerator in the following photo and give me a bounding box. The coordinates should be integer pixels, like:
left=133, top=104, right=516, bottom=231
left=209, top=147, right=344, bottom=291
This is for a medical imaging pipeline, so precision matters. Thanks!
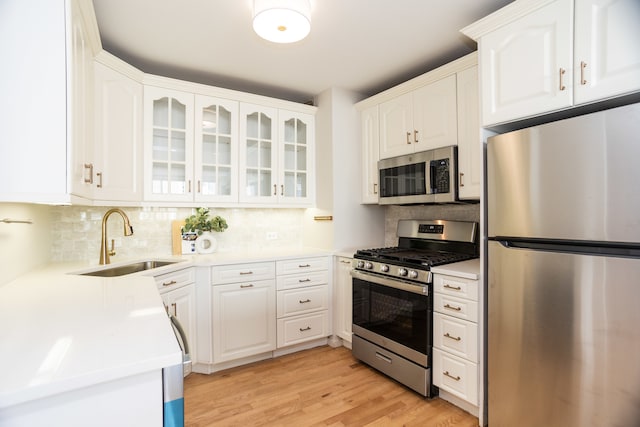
left=487, top=102, right=640, bottom=427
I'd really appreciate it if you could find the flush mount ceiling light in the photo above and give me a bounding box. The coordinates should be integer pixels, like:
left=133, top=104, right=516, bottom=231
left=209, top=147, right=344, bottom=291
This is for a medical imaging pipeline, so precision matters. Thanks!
left=253, top=0, right=311, bottom=44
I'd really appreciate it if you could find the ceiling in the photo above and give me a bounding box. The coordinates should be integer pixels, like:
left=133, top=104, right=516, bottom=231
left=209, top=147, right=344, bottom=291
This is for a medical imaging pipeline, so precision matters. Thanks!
left=92, top=0, right=513, bottom=104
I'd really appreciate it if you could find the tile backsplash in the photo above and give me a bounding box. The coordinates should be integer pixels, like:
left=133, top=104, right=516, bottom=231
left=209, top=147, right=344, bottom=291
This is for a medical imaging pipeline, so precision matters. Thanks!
left=50, top=206, right=306, bottom=264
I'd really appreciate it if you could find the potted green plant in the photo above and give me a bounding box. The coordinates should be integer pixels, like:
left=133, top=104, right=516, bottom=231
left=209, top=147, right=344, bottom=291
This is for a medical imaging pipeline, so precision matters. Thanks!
left=183, top=208, right=228, bottom=254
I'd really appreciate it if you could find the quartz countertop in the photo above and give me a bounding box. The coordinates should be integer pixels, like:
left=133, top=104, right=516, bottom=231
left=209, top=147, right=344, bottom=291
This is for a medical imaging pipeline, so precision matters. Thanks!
left=430, top=258, right=481, bottom=280
left=0, top=267, right=182, bottom=409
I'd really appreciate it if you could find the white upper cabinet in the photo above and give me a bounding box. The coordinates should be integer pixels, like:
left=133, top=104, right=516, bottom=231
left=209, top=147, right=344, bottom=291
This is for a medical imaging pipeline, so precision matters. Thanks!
left=464, top=0, right=640, bottom=127
left=239, top=104, right=314, bottom=205
left=361, top=105, right=380, bottom=204
left=479, top=0, right=573, bottom=125
left=379, top=75, right=457, bottom=160
left=456, top=66, right=482, bottom=200
left=0, top=0, right=99, bottom=204
left=93, top=56, right=144, bottom=203
left=194, top=96, right=239, bottom=203
left=573, top=0, right=640, bottom=105
left=144, top=86, right=195, bottom=202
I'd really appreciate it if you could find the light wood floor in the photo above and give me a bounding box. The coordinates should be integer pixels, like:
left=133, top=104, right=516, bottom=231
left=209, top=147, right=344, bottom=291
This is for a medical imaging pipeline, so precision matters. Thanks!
left=184, top=345, right=478, bottom=427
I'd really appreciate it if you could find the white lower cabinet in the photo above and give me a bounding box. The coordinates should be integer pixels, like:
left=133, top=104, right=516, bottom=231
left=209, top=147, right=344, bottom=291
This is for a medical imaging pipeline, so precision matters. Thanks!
left=334, top=256, right=353, bottom=345
left=212, top=277, right=276, bottom=363
left=276, top=257, right=330, bottom=349
left=432, top=271, right=480, bottom=407
left=155, top=268, right=196, bottom=363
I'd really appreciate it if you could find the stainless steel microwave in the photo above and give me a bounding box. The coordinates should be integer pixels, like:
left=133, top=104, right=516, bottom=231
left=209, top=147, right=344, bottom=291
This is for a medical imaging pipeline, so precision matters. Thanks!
left=378, top=146, right=457, bottom=205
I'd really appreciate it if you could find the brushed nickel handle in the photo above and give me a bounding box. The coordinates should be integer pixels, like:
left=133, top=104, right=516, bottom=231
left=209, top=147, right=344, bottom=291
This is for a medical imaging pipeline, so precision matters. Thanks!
left=443, top=371, right=461, bottom=381
left=298, top=264, right=311, bottom=268
left=239, top=271, right=253, bottom=275
left=298, top=278, right=311, bottom=283
left=280, top=184, right=284, bottom=196
left=240, top=284, right=254, bottom=288
left=559, top=68, right=566, bottom=91
left=414, top=130, right=419, bottom=143
left=580, top=61, right=587, bottom=85
left=84, top=163, right=94, bottom=184
left=340, top=260, right=351, bottom=264
left=197, top=180, right=201, bottom=193
left=299, top=299, right=311, bottom=304
left=188, top=180, right=192, bottom=193
left=459, top=172, right=464, bottom=187
left=273, top=184, right=277, bottom=196
left=96, top=172, right=103, bottom=188
left=373, top=183, right=378, bottom=194
left=406, top=132, right=411, bottom=144
left=299, top=326, right=311, bottom=332
left=444, top=303, right=462, bottom=311
left=171, top=302, right=177, bottom=317
left=444, top=332, right=462, bottom=341
left=162, top=280, right=177, bottom=287
left=444, top=284, right=462, bottom=291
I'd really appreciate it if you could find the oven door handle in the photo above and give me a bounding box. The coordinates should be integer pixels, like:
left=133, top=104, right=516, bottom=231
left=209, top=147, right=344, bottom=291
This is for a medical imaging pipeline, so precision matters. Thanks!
left=350, top=270, right=430, bottom=296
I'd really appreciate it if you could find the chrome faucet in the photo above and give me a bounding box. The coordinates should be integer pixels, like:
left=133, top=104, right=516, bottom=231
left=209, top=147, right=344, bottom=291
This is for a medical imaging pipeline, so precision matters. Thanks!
left=99, top=208, right=134, bottom=265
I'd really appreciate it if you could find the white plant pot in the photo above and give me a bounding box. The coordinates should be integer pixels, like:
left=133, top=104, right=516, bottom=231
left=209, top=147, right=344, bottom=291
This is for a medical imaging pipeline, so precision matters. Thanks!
left=195, top=231, right=217, bottom=254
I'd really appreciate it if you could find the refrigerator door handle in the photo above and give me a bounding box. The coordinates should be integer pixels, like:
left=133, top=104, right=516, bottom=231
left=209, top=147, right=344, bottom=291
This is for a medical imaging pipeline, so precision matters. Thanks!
left=491, top=237, right=640, bottom=259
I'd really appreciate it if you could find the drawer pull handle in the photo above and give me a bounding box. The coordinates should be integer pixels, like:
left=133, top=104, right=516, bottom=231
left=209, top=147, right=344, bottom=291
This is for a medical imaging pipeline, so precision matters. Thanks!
left=580, top=61, right=588, bottom=85
left=239, top=271, right=253, bottom=275
left=298, top=278, right=311, bottom=283
left=298, top=264, right=311, bottom=268
left=444, top=333, right=462, bottom=341
left=340, top=260, right=351, bottom=264
left=443, top=284, right=462, bottom=291
left=443, top=371, right=461, bottom=381
left=375, top=352, right=392, bottom=364
left=444, top=303, right=462, bottom=311
left=299, top=326, right=311, bottom=332
left=240, top=284, right=254, bottom=288
left=559, top=67, right=566, bottom=91
left=299, top=299, right=311, bottom=304
left=162, top=280, right=177, bottom=287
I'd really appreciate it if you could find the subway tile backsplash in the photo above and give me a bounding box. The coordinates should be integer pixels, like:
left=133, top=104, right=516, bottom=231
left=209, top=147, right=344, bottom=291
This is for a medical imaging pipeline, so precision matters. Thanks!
left=50, top=206, right=305, bottom=264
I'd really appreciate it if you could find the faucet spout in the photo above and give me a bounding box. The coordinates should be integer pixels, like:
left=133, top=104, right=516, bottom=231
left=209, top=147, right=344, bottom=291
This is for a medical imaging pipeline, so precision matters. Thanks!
left=99, top=208, right=134, bottom=265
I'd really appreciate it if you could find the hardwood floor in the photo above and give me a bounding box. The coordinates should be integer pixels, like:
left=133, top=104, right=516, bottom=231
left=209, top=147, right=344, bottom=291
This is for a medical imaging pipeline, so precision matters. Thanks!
left=184, top=345, right=478, bottom=427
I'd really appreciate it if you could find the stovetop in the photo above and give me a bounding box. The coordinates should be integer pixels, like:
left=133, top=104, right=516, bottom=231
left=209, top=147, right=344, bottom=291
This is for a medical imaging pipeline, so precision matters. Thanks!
left=355, top=246, right=476, bottom=269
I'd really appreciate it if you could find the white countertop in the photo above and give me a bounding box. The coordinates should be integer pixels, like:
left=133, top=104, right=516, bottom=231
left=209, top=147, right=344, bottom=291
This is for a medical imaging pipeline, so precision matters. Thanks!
left=0, top=267, right=182, bottom=409
left=430, top=258, right=481, bottom=280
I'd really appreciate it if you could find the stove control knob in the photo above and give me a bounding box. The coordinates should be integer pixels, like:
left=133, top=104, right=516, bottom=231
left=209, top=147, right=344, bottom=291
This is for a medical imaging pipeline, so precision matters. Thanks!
left=398, top=268, right=408, bottom=277
left=408, top=270, right=418, bottom=279
left=356, top=260, right=365, bottom=269
left=380, top=264, right=390, bottom=273
left=364, top=262, right=374, bottom=270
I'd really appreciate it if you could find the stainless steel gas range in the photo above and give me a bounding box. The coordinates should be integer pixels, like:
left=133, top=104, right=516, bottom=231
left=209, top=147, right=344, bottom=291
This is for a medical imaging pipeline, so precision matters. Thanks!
left=351, top=219, right=478, bottom=397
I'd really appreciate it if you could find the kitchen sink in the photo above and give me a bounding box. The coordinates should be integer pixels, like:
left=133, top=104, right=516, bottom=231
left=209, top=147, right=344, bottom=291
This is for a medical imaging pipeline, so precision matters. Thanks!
left=78, top=260, right=180, bottom=277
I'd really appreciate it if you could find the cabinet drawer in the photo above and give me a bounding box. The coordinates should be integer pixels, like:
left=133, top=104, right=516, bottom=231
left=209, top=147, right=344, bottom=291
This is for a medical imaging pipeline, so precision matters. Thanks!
left=433, top=312, right=478, bottom=362
left=434, top=293, right=478, bottom=322
left=277, top=285, right=328, bottom=318
left=276, top=257, right=329, bottom=275
left=212, top=262, right=275, bottom=284
left=434, top=274, right=478, bottom=301
left=154, top=268, right=195, bottom=292
left=277, top=270, right=328, bottom=290
left=433, top=348, right=478, bottom=405
left=277, top=311, right=329, bottom=348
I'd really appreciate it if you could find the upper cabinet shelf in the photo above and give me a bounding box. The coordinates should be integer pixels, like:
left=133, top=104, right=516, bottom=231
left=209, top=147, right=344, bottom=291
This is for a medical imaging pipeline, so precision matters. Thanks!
left=462, top=0, right=640, bottom=127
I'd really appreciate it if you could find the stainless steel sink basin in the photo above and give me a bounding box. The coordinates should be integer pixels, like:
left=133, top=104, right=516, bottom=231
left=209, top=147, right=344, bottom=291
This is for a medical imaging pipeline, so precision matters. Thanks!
left=79, top=260, right=179, bottom=277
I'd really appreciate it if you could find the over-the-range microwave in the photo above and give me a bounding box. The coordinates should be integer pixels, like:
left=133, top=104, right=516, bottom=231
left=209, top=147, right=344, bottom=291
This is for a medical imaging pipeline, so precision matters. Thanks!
left=378, top=146, right=457, bottom=205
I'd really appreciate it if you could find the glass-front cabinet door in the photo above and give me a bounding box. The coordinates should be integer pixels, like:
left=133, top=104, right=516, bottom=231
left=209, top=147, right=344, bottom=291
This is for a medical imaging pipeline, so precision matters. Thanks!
left=239, top=103, right=278, bottom=203
left=279, top=111, right=313, bottom=204
left=194, top=95, right=238, bottom=203
left=144, top=86, right=194, bottom=202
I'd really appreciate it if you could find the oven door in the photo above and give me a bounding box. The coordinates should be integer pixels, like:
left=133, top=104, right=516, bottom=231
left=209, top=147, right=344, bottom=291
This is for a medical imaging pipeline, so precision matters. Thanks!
left=351, top=270, right=432, bottom=367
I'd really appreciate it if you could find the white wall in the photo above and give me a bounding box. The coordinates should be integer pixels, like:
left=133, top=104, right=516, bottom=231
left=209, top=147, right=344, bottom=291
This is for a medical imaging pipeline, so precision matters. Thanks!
left=304, top=87, right=385, bottom=251
left=0, top=203, right=52, bottom=285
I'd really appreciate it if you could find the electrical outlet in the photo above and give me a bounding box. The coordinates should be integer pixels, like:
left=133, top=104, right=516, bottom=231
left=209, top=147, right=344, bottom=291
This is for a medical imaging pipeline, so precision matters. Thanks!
left=266, top=231, right=278, bottom=240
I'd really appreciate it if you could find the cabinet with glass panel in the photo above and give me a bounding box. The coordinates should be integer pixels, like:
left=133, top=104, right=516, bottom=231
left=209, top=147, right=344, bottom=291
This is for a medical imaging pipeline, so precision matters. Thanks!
left=239, top=104, right=314, bottom=205
left=144, top=87, right=238, bottom=203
